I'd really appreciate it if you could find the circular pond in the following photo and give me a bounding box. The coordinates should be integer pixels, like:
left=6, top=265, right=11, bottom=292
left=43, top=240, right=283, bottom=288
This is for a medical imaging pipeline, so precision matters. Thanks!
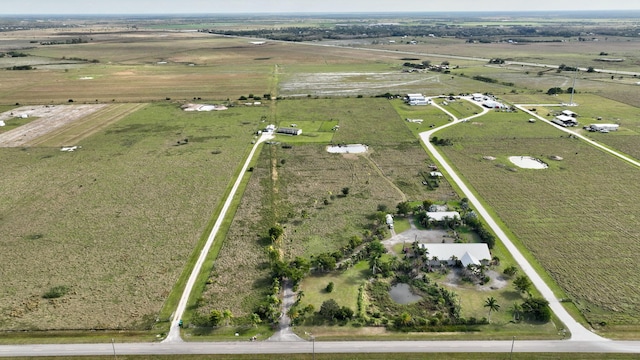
left=509, top=156, right=548, bottom=169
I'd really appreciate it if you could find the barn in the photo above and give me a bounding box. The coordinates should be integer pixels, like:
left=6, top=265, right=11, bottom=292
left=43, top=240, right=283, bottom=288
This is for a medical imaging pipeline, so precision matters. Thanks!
left=277, top=127, right=302, bottom=136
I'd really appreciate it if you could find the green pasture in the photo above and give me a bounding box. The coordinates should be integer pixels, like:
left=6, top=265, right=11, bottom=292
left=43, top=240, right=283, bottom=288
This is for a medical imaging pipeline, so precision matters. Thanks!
left=0, top=103, right=262, bottom=331
left=274, top=120, right=338, bottom=144
left=390, top=100, right=453, bottom=135
left=434, top=97, right=485, bottom=119
left=0, top=115, right=34, bottom=134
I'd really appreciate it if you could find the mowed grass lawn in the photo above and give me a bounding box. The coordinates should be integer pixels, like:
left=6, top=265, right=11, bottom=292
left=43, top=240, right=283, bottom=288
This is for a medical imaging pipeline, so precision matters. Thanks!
left=436, top=109, right=640, bottom=329
left=0, top=103, right=265, bottom=330
left=300, top=261, right=369, bottom=311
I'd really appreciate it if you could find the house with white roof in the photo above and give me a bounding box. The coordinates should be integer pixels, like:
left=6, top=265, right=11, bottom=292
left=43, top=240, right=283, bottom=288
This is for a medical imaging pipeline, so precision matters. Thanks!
left=405, top=94, right=430, bottom=106
left=419, top=243, right=491, bottom=267
left=425, top=211, right=460, bottom=222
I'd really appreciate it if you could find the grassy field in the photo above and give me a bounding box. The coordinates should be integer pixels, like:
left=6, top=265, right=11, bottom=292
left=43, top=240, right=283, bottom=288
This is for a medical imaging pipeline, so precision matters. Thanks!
left=0, top=103, right=262, bottom=331
left=1, top=14, right=640, bottom=342
left=435, top=109, right=640, bottom=331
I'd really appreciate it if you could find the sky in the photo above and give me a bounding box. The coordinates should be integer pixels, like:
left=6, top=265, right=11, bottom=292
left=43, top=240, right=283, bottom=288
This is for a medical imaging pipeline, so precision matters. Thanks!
left=4, top=0, right=640, bottom=15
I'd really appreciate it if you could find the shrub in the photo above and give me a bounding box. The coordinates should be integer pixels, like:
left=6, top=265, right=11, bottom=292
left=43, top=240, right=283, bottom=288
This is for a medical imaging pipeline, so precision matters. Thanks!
left=326, top=282, right=334, bottom=293
left=43, top=285, right=70, bottom=299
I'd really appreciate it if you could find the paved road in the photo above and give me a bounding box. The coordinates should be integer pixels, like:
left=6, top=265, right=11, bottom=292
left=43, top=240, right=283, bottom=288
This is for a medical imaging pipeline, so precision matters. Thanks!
left=267, top=279, right=304, bottom=342
left=1, top=339, right=639, bottom=357
left=421, top=98, right=604, bottom=342
left=164, top=132, right=274, bottom=343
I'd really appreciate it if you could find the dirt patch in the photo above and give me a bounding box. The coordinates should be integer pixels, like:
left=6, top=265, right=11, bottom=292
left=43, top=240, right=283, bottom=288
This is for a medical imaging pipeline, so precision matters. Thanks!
left=382, top=227, right=452, bottom=254
left=342, top=153, right=359, bottom=160
left=0, top=105, right=108, bottom=147
left=442, top=269, right=508, bottom=291
left=482, top=155, right=496, bottom=160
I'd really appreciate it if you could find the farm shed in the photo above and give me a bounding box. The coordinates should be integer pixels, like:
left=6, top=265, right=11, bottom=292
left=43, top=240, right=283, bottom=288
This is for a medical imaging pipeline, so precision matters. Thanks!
left=419, top=243, right=491, bottom=267
left=426, top=211, right=460, bottom=222
left=561, top=110, right=578, bottom=118
left=482, top=100, right=506, bottom=109
left=552, top=115, right=578, bottom=127
left=277, top=127, right=302, bottom=136
left=588, top=123, right=619, bottom=132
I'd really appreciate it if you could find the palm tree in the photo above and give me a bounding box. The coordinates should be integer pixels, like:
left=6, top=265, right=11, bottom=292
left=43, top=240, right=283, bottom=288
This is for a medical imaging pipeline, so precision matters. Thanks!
left=510, top=302, right=522, bottom=322
left=222, top=309, right=233, bottom=326
left=296, top=290, right=305, bottom=304
left=398, top=311, right=412, bottom=327
left=484, top=297, right=500, bottom=323
left=369, top=255, right=381, bottom=275
left=250, top=313, right=262, bottom=328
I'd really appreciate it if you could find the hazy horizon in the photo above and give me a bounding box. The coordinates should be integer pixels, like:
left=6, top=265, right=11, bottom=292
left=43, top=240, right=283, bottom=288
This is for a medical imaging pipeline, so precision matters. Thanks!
left=4, top=0, right=640, bottom=15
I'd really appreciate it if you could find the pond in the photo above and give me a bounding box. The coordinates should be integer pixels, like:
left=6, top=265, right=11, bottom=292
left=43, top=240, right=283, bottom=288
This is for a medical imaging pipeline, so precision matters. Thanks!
left=389, top=283, right=422, bottom=304
left=326, top=144, right=368, bottom=154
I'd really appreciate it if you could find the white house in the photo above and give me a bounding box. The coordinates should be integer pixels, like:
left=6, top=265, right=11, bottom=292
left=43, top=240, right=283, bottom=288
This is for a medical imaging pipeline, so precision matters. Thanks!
left=405, top=94, right=430, bottom=106
left=472, top=93, right=486, bottom=101
left=419, top=243, right=491, bottom=267
left=426, top=211, right=460, bottom=222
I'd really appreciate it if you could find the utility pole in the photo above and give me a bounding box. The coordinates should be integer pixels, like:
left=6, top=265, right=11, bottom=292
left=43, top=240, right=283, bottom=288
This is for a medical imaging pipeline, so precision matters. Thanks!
left=569, top=66, right=578, bottom=106
left=510, top=336, right=515, bottom=360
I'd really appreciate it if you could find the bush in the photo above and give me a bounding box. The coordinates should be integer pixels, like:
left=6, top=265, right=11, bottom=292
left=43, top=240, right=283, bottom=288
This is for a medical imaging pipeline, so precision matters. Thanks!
left=43, top=285, right=70, bottom=299
left=319, top=299, right=340, bottom=320
left=326, top=282, right=334, bottom=293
